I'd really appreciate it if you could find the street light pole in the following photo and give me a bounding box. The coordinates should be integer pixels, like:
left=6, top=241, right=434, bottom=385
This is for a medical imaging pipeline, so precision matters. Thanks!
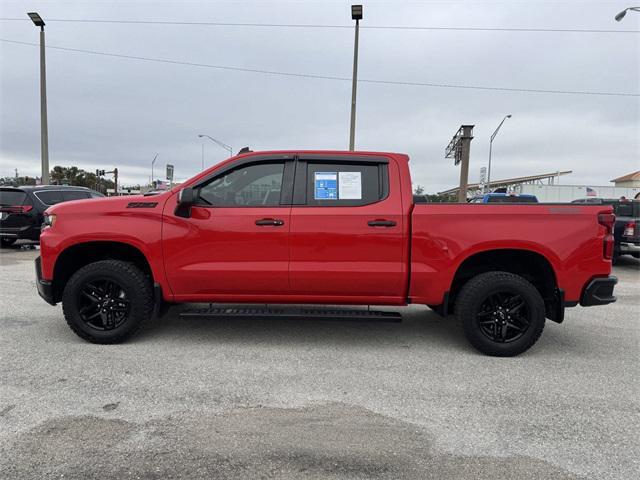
left=197, top=134, right=233, bottom=169
left=151, top=153, right=158, bottom=187
left=485, top=114, right=512, bottom=193
left=349, top=5, right=363, bottom=151
left=28, top=12, right=49, bottom=185
left=615, top=6, right=640, bottom=21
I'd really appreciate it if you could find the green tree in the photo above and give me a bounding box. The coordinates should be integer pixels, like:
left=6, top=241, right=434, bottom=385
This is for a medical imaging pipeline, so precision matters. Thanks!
left=49, top=166, right=113, bottom=192
left=424, top=194, right=451, bottom=203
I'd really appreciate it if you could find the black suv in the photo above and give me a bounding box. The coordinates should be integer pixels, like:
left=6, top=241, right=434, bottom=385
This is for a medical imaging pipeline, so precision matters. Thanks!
left=0, top=186, right=103, bottom=247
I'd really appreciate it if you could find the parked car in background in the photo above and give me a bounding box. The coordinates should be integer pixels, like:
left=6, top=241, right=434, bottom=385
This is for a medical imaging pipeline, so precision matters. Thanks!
left=468, top=193, right=539, bottom=203
left=573, top=198, right=640, bottom=262
left=0, top=186, right=103, bottom=247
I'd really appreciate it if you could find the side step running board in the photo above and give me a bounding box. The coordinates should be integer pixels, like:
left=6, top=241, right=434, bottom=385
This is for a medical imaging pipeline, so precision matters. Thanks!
left=179, top=305, right=402, bottom=323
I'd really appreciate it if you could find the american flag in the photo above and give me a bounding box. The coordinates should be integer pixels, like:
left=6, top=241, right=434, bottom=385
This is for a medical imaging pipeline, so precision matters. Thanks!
left=586, top=187, right=597, bottom=197
left=155, top=180, right=167, bottom=190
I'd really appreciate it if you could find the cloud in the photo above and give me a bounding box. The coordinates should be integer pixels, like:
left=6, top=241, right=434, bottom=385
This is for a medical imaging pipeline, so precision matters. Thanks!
left=0, top=0, right=638, bottom=191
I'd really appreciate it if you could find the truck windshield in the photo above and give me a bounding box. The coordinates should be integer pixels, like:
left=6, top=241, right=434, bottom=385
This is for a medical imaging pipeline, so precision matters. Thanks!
left=0, top=189, right=27, bottom=206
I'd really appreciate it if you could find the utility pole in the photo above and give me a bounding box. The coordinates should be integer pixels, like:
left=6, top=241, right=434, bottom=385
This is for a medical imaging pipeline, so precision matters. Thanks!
left=28, top=12, right=49, bottom=185
left=349, top=5, right=363, bottom=151
left=445, top=125, right=475, bottom=203
left=104, top=168, right=118, bottom=195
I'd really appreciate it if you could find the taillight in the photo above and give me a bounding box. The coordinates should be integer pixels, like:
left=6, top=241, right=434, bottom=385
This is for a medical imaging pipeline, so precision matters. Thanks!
left=598, top=212, right=615, bottom=260
left=623, top=222, right=635, bottom=238
left=0, top=205, right=33, bottom=213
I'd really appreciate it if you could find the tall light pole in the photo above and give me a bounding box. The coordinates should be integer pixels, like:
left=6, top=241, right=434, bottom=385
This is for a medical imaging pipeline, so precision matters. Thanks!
left=349, top=5, right=363, bottom=151
left=615, top=6, right=640, bottom=21
left=198, top=134, right=233, bottom=170
left=485, top=114, right=512, bottom=193
left=151, top=153, right=158, bottom=187
left=28, top=12, right=49, bottom=185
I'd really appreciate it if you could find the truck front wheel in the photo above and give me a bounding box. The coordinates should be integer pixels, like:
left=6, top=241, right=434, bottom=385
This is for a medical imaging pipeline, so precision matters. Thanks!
left=62, top=260, right=153, bottom=344
left=455, top=272, right=545, bottom=357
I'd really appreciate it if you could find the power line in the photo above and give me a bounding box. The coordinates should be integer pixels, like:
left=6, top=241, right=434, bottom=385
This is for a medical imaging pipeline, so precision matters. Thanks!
left=1, top=38, right=637, bottom=97
left=0, top=17, right=637, bottom=34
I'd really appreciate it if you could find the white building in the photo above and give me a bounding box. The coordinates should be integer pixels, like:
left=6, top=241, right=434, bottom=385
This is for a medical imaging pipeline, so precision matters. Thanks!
left=611, top=171, right=640, bottom=188
left=520, top=184, right=640, bottom=202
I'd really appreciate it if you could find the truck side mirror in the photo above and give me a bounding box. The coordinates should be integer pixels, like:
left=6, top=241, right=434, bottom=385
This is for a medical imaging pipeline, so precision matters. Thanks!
left=175, top=187, right=195, bottom=218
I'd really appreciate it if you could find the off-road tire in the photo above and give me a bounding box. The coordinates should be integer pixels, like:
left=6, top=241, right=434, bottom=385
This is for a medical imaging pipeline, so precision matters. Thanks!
left=62, top=260, right=153, bottom=344
left=456, top=271, right=546, bottom=357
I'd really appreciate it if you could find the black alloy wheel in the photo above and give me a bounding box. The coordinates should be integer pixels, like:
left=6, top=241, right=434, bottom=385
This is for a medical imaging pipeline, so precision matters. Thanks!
left=456, top=271, right=546, bottom=357
left=62, top=260, right=153, bottom=344
left=77, top=278, right=131, bottom=331
left=476, top=292, right=530, bottom=343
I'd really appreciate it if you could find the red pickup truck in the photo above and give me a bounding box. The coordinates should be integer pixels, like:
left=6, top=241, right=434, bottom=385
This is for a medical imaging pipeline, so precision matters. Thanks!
left=35, top=150, right=617, bottom=356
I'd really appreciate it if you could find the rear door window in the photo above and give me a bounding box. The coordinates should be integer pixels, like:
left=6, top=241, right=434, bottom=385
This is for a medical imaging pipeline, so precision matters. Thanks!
left=34, top=191, right=64, bottom=206
left=299, top=162, right=387, bottom=207
left=62, top=190, right=92, bottom=202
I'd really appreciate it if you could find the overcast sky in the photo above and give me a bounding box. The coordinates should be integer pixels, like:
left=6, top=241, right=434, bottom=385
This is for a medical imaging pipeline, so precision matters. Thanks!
left=0, top=0, right=638, bottom=192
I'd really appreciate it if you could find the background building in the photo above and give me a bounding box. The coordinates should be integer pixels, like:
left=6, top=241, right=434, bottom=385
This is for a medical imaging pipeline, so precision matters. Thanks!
left=611, top=171, right=640, bottom=188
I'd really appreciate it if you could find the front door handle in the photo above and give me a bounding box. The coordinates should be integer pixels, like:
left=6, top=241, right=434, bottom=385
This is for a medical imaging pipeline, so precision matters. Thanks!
left=368, top=219, right=397, bottom=227
left=255, top=218, right=284, bottom=226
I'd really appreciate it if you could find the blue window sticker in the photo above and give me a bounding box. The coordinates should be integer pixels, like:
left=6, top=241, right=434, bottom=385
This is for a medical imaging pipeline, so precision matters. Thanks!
left=314, top=172, right=338, bottom=200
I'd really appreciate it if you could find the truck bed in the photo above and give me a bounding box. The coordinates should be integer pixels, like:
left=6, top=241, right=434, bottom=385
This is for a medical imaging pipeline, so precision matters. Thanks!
left=409, top=202, right=613, bottom=305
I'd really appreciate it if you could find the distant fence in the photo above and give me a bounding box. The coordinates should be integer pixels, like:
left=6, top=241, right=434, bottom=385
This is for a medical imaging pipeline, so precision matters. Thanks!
left=519, top=184, right=639, bottom=202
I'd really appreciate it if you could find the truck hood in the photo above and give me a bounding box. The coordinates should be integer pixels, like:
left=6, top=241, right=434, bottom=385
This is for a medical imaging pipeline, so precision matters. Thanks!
left=46, top=192, right=172, bottom=215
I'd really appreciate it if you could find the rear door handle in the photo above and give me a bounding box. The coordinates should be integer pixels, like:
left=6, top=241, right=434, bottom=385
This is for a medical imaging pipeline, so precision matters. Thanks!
left=368, top=219, right=397, bottom=227
left=255, top=218, right=284, bottom=226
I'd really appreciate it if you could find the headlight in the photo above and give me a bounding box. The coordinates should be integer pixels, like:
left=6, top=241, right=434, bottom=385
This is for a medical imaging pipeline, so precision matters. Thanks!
left=43, top=213, right=56, bottom=228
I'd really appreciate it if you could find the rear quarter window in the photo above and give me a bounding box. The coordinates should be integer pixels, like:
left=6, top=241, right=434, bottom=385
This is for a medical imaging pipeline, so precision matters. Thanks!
left=34, top=191, right=64, bottom=206
left=62, top=190, right=92, bottom=201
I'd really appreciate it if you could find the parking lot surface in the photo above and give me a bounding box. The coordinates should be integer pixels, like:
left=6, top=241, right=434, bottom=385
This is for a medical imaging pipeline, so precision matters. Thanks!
left=0, top=243, right=638, bottom=479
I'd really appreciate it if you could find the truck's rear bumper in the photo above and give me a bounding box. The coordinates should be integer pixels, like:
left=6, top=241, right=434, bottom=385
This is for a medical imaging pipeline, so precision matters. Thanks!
left=0, top=225, right=41, bottom=241
left=580, top=276, right=617, bottom=307
left=619, top=241, right=640, bottom=254
left=35, top=256, right=56, bottom=306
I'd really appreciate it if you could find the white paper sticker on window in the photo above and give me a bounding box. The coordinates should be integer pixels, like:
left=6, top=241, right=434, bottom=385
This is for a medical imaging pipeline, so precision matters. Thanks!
left=339, top=171, right=362, bottom=199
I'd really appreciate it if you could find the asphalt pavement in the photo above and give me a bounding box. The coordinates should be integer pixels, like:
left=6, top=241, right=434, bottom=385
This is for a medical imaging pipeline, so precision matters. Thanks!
left=0, top=243, right=638, bottom=479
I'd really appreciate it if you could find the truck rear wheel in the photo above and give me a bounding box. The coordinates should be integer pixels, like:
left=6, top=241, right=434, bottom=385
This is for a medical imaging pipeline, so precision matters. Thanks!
left=455, top=272, right=545, bottom=357
left=62, top=260, right=153, bottom=344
